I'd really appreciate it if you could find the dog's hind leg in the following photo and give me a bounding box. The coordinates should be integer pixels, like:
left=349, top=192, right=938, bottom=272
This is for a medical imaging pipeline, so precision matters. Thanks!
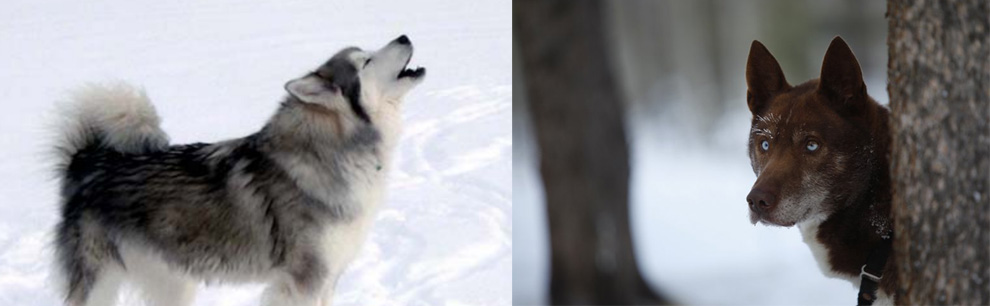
left=82, top=266, right=124, bottom=306
left=61, top=263, right=124, bottom=306
left=56, top=222, right=124, bottom=306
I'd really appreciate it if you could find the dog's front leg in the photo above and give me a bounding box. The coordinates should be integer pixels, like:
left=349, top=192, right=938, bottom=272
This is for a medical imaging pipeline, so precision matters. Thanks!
left=262, top=275, right=324, bottom=306
left=318, top=271, right=344, bottom=306
left=262, top=253, right=327, bottom=306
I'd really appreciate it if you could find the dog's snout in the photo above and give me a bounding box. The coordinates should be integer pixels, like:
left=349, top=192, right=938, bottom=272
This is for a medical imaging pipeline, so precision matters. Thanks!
left=395, top=35, right=411, bottom=45
left=747, top=188, right=777, bottom=213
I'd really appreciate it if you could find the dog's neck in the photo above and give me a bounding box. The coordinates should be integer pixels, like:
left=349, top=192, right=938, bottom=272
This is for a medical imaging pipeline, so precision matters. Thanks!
left=258, top=98, right=381, bottom=164
left=368, top=99, right=404, bottom=169
left=804, top=103, right=896, bottom=296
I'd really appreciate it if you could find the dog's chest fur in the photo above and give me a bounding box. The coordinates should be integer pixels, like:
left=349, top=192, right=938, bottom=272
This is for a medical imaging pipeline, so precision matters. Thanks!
left=280, top=105, right=402, bottom=267
left=799, top=217, right=894, bottom=305
left=798, top=217, right=852, bottom=283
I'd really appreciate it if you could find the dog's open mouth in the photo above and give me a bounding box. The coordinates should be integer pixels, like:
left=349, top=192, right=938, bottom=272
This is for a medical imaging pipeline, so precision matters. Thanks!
left=397, top=52, right=425, bottom=79
left=392, top=35, right=425, bottom=80
left=398, top=66, right=425, bottom=79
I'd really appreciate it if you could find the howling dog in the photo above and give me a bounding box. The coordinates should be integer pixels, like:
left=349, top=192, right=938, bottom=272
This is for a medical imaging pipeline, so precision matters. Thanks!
left=53, top=35, right=425, bottom=306
left=745, top=36, right=894, bottom=305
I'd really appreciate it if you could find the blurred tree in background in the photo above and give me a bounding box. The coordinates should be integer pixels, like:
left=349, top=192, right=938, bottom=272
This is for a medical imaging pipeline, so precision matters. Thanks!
left=515, top=0, right=667, bottom=304
left=888, top=0, right=989, bottom=304
left=605, top=0, right=885, bottom=145
left=514, top=0, right=988, bottom=304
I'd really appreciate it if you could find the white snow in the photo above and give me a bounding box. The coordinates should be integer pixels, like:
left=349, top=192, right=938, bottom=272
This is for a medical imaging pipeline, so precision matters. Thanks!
left=0, top=0, right=510, bottom=305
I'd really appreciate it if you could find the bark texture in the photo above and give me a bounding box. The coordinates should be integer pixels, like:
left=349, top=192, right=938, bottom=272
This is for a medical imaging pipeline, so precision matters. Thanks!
left=515, top=0, right=665, bottom=304
left=887, top=0, right=990, bottom=304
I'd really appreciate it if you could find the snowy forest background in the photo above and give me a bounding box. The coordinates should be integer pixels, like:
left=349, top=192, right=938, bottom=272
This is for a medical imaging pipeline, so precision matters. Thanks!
left=514, top=1, right=890, bottom=304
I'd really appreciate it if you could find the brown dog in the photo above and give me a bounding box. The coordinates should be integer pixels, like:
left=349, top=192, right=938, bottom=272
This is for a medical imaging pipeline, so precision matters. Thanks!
left=745, top=36, right=895, bottom=304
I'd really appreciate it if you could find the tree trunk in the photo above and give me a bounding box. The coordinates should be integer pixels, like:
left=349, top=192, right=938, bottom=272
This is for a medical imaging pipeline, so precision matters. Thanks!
left=887, top=0, right=989, bottom=304
left=514, top=0, right=665, bottom=304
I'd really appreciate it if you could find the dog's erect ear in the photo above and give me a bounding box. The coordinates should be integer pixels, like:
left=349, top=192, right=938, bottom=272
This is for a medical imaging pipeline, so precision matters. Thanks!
left=818, top=36, right=866, bottom=106
left=746, top=40, right=789, bottom=114
left=285, top=75, right=338, bottom=103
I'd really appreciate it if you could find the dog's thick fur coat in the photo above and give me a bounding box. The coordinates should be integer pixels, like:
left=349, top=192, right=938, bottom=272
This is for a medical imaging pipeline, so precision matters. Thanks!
left=745, top=37, right=895, bottom=304
left=53, top=36, right=425, bottom=306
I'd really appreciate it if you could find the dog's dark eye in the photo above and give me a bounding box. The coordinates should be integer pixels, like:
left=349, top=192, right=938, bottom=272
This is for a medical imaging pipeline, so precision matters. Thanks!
left=806, top=141, right=819, bottom=152
left=761, top=140, right=770, bottom=151
left=363, top=58, right=372, bottom=67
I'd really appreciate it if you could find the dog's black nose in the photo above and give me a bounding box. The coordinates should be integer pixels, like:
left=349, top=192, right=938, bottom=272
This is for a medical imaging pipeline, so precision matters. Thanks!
left=747, top=188, right=776, bottom=213
left=396, top=35, right=411, bottom=45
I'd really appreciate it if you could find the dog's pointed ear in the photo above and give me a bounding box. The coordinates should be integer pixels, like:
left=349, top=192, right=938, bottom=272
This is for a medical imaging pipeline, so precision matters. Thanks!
left=285, top=75, right=338, bottom=103
left=818, top=36, right=866, bottom=104
left=746, top=40, right=789, bottom=114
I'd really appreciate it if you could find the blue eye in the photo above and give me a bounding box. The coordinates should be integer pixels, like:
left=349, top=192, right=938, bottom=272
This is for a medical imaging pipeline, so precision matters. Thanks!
left=761, top=140, right=769, bottom=151
left=806, top=141, right=819, bottom=151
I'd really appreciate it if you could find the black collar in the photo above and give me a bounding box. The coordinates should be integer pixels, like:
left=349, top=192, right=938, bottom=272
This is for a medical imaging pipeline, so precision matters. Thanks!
left=857, top=237, right=892, bottom=305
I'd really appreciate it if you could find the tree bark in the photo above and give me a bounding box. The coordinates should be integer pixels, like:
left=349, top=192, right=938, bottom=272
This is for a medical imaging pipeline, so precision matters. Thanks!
left=514, top=0, right=665, bottom=304
left=887, top=0, right=989, bottom=304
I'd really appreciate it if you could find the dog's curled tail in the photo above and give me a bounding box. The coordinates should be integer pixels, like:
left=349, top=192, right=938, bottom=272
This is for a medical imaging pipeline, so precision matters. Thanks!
left=54, top=82, right=169, bottom=169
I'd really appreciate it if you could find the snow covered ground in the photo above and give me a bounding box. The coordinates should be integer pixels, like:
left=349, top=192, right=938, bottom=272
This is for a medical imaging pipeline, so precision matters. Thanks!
left=0, top=0, right=510, bottom=305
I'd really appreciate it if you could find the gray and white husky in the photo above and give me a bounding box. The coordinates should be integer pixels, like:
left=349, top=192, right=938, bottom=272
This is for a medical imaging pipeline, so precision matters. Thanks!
left=52, top=35, right=425, bottom=306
